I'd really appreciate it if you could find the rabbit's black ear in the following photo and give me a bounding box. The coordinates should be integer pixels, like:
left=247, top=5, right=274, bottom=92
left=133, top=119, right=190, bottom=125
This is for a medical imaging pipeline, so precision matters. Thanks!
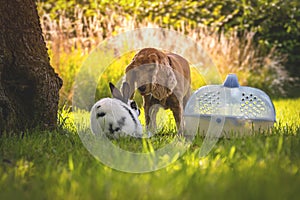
left=122, top=82, right=130, bottom=102
left=109, top=82, right=124, bottom=102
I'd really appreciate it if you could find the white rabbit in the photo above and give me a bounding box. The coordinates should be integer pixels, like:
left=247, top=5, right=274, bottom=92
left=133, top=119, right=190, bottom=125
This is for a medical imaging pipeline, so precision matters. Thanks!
left=90, top=82, right=143, bottom=139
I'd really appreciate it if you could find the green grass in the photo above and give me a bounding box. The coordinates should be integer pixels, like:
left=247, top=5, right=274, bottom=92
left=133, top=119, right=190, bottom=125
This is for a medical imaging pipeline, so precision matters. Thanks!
left=1, top=98, right=300, bottom=200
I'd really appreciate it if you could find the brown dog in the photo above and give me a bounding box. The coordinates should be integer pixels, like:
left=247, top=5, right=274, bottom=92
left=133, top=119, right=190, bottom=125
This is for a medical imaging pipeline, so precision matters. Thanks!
left=124, top=48, right=191, bottom=134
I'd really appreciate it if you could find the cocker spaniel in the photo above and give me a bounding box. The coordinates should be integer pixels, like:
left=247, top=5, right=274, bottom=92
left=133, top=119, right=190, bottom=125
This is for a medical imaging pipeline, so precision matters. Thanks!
left=123, top=48, right=191, bottom=134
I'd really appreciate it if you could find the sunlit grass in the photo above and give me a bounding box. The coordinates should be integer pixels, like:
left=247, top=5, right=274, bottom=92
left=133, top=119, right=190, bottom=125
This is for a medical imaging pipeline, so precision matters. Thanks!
left=1, top=98, right=299, bottom=199
left=274, top=99, right=300, bottom=130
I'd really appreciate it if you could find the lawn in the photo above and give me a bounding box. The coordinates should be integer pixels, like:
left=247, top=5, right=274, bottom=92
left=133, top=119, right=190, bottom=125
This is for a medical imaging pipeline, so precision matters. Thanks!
left=0, top=98, right=300, bottom=200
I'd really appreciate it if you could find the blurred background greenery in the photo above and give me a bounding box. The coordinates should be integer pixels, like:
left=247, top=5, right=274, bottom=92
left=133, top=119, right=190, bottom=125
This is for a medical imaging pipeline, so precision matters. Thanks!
left=36, top=0, right=300, bottom=107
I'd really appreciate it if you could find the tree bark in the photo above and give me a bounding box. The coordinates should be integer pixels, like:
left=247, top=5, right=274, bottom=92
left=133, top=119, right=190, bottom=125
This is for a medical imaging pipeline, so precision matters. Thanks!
left=0, top=0, right=62, bottom=134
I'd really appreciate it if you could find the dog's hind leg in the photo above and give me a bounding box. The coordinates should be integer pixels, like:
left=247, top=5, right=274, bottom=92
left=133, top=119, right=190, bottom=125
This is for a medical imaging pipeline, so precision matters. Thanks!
left=149, top=104, right=160, bottom=131
left=143, top=95, right=159, bottom=135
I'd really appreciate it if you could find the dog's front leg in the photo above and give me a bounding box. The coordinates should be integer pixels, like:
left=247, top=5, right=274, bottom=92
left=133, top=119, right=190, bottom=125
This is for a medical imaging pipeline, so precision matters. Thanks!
left=171, top=102, right=184, bottom=135
left=144, top=95, right=156, bottom=135
left=144, top=95, right=161, bottom=136
left=149, top=104, right=160, bottom=131
left=144, top=98, right=151, bottom=129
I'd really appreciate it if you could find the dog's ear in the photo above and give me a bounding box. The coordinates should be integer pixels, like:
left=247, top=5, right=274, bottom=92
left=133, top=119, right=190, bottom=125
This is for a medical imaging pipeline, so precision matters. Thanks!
left=165, top=65, right=177, bottom=93
left=151, top=54, right=177, bottom=100
left=165, top=56, right=177, bottom=92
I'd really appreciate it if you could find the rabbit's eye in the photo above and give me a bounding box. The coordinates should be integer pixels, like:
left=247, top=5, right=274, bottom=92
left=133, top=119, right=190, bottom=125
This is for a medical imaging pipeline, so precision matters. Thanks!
left=96, top=112, right=106, bottom=118
left=130, top=101, right=137, bottom=110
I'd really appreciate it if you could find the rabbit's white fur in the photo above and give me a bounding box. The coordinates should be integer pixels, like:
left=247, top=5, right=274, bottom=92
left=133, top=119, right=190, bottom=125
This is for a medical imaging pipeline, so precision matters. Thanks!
left=90, top=82, right=143, bottom=139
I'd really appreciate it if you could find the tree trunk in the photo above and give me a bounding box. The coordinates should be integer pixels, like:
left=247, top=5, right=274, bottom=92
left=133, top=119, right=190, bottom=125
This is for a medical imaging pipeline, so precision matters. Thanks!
left=0, top=0, right=62, bottom=134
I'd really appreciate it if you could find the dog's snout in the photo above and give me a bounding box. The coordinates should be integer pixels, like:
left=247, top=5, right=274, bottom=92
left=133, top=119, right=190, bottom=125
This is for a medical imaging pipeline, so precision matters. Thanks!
left=138, top=85, right=147, bottom=92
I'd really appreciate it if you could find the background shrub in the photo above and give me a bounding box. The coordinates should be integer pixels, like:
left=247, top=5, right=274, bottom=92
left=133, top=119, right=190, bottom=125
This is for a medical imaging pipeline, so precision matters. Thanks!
left=36, top=0, right=299, bottom=107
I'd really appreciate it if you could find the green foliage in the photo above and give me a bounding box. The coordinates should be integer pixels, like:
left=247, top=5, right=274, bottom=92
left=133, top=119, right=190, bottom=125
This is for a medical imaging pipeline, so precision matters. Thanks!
left=232, top=0, right=300, bottom=75
left=1, top=98, right=300, bottom=199
left=37, top=0, right=300, bottom=74
left=142, top=0, right=300, bottom=74
left=37, top=0, right=299, bottom=103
